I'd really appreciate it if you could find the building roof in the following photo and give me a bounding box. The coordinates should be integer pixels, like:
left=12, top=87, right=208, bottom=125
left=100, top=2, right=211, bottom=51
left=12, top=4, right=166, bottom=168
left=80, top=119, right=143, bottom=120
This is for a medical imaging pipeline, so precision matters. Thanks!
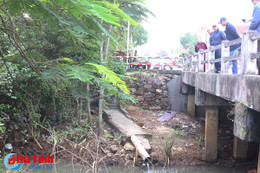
left=234, top=25, right=249, bottom=35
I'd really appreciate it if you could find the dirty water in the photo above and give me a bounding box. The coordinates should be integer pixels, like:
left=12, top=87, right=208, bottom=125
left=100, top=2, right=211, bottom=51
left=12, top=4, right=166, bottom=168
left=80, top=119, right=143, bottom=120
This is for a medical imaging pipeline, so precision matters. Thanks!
left=21, top=164, right=247, bottom=173
left=103, top=166, right=247, bottom=173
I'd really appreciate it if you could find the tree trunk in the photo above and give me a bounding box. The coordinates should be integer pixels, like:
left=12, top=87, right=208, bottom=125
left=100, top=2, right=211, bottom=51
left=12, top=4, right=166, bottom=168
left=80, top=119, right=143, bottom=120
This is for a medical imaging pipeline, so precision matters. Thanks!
left=105, top=24, right=113, bottom=61
left=86, top=83, right=91, bottom=124
left=98, top=84, right=104, bottom=136
left=100, top=26, right=104, bottom=62
left=98, top=27, right=104, bottom=136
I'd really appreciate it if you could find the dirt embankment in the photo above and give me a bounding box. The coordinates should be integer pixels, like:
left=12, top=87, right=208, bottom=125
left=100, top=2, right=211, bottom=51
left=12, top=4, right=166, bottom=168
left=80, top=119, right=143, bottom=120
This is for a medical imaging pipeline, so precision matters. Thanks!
left=1, top=105, right=258, bottom=171
left=124, top=105, right=257, bottom=169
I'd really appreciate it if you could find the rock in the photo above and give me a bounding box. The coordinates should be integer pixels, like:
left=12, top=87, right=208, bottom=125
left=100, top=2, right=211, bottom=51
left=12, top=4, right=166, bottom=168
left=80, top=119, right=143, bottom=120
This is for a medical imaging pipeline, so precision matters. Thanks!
left=161, top=85, right=168, bottom=90
left=123, top=142, right=135, bottom=151
left=147, top=87, right=155, bottom=92
left=107, top=152, right=113, bottom=157
left=136, top=88, right=144, bottom=95
left=154, top=76, right=164, bottom=87
left=150, top=106, right=161, bottom=110
left=137, top=96, right=144, bottom=102
left=110, top=145, right=119, bottom=153
left=129, top=88, right=136, bottom=93
left=155, top=89, right=162, bottom=93
left=144, top=92, right=155, bottom=100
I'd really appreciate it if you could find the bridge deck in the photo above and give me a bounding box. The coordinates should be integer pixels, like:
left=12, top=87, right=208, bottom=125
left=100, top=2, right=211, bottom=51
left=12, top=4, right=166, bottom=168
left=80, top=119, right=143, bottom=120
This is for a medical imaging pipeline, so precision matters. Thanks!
left=182, top=72, right=260, bottom=112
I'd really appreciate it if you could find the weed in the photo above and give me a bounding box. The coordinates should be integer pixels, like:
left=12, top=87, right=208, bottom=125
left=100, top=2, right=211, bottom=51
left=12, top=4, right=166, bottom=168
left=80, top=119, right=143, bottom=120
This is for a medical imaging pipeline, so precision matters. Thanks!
left=174, top=129, right=181, bottom=136
left=159, top=134, right=175, bottom=166
left=197, top=135, right=203, bottom=147
left=241, top=129, right=247, bottom=138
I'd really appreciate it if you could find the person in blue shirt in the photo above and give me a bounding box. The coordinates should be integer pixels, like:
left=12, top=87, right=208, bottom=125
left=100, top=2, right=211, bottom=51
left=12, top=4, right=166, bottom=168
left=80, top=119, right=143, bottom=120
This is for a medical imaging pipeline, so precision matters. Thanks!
left=249, top=0, right=260, bottom=75
left=220, top=17, right=241, bottom=74
left=211, top=25, right=227, bottom=73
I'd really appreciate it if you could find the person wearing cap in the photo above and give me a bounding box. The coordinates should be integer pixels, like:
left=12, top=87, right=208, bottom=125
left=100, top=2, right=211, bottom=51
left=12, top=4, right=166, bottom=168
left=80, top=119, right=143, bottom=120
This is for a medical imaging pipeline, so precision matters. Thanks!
left=249, top=0, right=260, bottom=75
left=219, top=17, right=241, bottom=74
left=211, top=25, right=227, bottom=73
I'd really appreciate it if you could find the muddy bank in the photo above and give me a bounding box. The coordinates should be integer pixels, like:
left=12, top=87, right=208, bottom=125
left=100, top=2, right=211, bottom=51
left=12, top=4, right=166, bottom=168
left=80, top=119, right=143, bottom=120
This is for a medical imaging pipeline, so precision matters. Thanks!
left=1, top=105, right=258, bottom=172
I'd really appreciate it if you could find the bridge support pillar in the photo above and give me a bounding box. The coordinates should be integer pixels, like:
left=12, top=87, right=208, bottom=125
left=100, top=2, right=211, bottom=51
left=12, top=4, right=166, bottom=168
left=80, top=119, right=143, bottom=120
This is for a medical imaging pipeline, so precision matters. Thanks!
left=187, top=94, right=195, bottom=116
left=195, top=89, right=228, bottom=162
left=205, top=106, right=219, bottom=162
left=233, top=136, right=248, bottom=160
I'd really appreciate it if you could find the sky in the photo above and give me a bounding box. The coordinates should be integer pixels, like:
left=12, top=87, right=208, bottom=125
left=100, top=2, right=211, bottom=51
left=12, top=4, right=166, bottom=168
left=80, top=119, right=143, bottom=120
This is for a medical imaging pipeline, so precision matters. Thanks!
left=137, top=0, right=254, bottom=56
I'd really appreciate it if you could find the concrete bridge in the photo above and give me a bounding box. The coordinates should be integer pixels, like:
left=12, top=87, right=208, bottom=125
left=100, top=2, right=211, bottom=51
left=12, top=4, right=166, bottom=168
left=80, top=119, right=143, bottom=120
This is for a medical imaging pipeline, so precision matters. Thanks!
left=116, top=30, right=260, bottom=171
left=183, top=31, right=260, bottom=171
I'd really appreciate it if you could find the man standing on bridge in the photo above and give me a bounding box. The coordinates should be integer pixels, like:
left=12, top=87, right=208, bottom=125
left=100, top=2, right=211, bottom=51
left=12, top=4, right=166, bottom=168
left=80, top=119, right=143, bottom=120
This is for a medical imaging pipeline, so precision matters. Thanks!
left=249, top=0, right=260, bottom=75
left=219, top=17, right=241, bottom=74
left=211, top=25, right=227, bottom=73
left=195, top=39, right=207, bottom=71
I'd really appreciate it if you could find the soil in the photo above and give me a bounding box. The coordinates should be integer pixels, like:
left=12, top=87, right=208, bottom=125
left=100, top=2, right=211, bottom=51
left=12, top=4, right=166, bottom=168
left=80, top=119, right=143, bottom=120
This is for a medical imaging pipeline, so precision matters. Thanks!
left=124, top=105, right=258, bottom=170
left=1, top=105, right=258, bottom=172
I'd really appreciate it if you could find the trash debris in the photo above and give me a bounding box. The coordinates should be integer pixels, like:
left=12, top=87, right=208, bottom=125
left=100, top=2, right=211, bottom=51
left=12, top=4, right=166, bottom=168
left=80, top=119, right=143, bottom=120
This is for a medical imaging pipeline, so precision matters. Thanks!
left=5, top=143, right=13, bottom=150
left=248, top=169, right=256, bottom=173
left=157, top=111, right=177, bottom=122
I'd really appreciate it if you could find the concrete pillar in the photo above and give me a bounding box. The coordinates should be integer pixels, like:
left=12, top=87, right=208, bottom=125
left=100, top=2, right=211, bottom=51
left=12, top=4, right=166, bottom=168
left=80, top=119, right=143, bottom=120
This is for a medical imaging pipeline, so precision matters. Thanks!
left=241, top=31, right=258, bottom=75
left=181, top=83, right=188, bottom=94
left=233, top=136, right=248, bottom=160
left=187, top=94, right=195, bottom=116
left=257, top=144, right=260, bottom=173
left=205, top=106, right=219, bottom=162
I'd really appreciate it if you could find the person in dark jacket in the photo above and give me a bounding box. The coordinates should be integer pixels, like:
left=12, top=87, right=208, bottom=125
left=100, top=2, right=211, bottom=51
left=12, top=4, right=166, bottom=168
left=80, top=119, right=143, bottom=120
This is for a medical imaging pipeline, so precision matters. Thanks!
left=211, top=25, right=227, bottom=73
left=249, top=0, right=260, bottom=75
left=220, top=17, right=241, bottom=74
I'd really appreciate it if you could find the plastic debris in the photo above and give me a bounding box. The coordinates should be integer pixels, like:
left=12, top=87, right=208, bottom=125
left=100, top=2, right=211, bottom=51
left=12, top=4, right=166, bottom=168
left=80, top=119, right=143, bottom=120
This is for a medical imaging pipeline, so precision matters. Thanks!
left=5, top=143, right=13, bottom=150
left=157, top=111, right=177, bottom=122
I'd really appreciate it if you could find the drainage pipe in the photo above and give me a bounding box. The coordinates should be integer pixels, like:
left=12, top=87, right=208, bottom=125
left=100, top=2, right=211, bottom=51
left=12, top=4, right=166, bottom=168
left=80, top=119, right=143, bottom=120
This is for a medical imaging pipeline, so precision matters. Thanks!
left=131, top=135, right=150, bottom=161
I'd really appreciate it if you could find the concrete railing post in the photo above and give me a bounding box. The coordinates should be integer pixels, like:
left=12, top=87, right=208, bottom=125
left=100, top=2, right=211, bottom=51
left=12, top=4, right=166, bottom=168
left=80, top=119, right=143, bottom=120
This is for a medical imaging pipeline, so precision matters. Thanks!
left=183, top=57, right=187, bottom=71
left=208, top=47, right=215, bottom=73
left=221, top=40, right=230, bottom=74
left=198, top=50, right=204, bottom=72
left=191, top=54, right=196, bottom=72
left=187, top=55, right=192, bottom=71
left=241, top=31, right=258, bottom=75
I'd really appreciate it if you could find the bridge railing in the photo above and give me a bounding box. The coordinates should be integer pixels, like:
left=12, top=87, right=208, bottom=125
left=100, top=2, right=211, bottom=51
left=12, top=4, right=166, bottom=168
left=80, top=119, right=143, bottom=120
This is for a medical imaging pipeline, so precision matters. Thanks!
left=183, top=31, right=260, bottom=75
left=114, top=56, right=182, bottom=70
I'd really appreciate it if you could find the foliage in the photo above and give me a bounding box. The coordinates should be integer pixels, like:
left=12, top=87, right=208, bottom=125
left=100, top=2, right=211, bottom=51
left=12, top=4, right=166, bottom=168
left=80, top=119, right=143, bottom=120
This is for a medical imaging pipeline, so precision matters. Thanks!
left=0, top=0, right=151, bottom=143
left=104, top=58, right=127, bottom=75
left=131, top=25, right=148, bottom=46
left=180, top=32, right=198, bottom=54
